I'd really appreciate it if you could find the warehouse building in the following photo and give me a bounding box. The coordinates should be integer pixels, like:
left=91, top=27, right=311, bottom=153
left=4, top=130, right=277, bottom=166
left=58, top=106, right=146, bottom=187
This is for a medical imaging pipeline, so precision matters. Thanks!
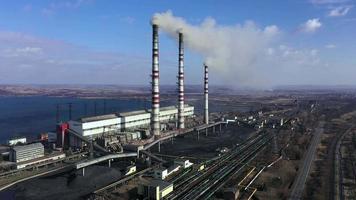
left=15, top=152, right=65, bottom=169
left=9, top=143, right=44, bottom=163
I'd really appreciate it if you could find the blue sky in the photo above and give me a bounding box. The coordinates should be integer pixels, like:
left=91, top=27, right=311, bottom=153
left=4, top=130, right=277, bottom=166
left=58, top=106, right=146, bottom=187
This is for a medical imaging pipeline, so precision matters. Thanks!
left=0, top=0, right=355, bottom=87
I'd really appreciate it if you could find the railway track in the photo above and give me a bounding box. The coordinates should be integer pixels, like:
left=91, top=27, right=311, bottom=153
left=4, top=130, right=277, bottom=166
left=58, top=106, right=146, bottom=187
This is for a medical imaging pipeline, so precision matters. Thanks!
left=181, top=136, right=271, bottom=200
left=334, top=127, right=355, bottom=200
left=164, top=132, right=272, bottom=200
left=164, top=133, right=264, bottom=199
left=196, top=141, right=269, bottom=200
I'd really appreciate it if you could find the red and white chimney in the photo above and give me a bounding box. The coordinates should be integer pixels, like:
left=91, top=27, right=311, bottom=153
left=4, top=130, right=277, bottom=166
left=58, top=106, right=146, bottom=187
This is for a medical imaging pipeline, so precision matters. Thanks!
left=151, top=23, right=160, bottom=136
left=204, top=64, right=209, bottom=124
left=177, top=32, right=185, bottom=129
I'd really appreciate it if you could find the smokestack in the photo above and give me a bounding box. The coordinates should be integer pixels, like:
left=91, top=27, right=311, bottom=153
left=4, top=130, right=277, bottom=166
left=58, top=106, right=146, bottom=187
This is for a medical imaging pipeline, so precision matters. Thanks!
left=151, top=23, right=160, bottom=136
left=204, top=64, right=209, bottom=124
left=177, top=32, right=185, bottom=129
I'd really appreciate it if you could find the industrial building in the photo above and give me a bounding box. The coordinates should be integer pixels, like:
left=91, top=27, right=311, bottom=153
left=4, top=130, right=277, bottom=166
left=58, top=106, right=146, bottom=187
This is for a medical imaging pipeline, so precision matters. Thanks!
left=154, top=159, right=193, bottom=180
left=39, top=132, right=57, bottom=143
left=9, top=143, right=44, bottom=163
left=67, top=105, right=194, bottom=138
left=68, top=114, right=121, bottom=137
left=15, top=152, right=66, bottom=169
left=138, top=179, right=174, bottom=200
left=154, top=166, right=180, bottom=180
left=119, top=105, right=194, bottom=131
left=174, top=159, right=193, bottom=169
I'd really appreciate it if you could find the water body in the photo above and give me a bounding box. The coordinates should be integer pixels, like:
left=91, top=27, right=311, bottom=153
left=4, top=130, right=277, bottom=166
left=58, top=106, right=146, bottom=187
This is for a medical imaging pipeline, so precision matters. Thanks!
left=0, top=96, right=175, bottom=143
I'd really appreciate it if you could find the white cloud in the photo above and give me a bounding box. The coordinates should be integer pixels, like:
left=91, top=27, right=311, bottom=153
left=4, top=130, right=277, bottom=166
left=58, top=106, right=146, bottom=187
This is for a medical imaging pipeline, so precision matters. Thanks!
left=151, top=11, right=335, bottom=88
left=299, top=18, right=322, bottom=33
left=3, top=47, right=43, bottom=58
left=310, top=49, right=319, bottom=56
left=152, top=10, right=283, bottom=87
left=42, top=0, right=93, bottom=15
left=268, top=45, right=321, bottom=66
left=0, top=31, right=152, bottom=85
left=16, top=47, right=43, bottom=54
left=325, top=44, right=336, bottom=48
left=266, top=48, right=275, bottom=55
left=328, top=6, right=353, bottom=16
left=264, top=25, right=280, bottom=36
left=310, top=0, right=351, bottom=5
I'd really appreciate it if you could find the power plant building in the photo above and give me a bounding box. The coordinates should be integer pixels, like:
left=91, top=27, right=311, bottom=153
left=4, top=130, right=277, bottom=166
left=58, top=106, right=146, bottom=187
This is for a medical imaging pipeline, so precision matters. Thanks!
left=118, top=110, right=151, bottom=130
left=67, top=105, right=194, bottom=138
left=68, top=114, right=121, bottom=137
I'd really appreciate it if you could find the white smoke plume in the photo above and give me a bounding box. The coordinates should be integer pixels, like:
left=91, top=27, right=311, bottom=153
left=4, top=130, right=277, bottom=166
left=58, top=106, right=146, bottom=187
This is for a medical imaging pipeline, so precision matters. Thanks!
left=152, top=11, right=280, bottom=88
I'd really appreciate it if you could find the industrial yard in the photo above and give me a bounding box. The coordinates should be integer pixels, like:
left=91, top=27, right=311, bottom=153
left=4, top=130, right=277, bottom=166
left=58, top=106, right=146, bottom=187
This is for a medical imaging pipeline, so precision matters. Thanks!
left=0, top=2, right=355, bottom=200
left=2, top=84, right=356, bottom=200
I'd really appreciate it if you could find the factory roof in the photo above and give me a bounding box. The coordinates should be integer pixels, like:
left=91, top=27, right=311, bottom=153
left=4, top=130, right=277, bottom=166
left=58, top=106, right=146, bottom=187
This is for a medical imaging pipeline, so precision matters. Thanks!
left=12, top=143, right=43, bottom=152
left=118, top=110, right=149, bottom=117
left=79, top=114, right=118, bottom=123
left=8, top=136, right=26, bottom=140
left=160, top=106, right=178, bottom=111
left=161, top=104, right=192, bottom=111
left=118, top=105, right=193, bottom=117
left=74, top=104, right=194, bottom=120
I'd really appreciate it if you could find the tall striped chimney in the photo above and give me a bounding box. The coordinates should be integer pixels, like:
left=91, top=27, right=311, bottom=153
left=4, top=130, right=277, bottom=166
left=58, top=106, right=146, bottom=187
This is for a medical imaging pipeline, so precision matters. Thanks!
left=177, top=32, right=185, bottom=129
left=151, top=24, right=160, bottom=136
left=204, top=64, right=209, bottom=124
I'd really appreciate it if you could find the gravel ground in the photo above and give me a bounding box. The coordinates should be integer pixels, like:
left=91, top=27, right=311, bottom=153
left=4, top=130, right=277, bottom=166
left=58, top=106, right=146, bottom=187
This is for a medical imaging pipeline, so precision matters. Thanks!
left=155, top=124, right=256, bottom=159
left=3, top=165, right=122, bottom=200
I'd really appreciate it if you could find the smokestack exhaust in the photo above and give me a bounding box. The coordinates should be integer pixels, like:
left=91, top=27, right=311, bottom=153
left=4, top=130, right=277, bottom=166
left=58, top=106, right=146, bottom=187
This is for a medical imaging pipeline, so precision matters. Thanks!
left=151, top=23, right=160, bottom=136
left=204, top=64, right=209, bottom=124
left=177, top=32, right=185, bottom=129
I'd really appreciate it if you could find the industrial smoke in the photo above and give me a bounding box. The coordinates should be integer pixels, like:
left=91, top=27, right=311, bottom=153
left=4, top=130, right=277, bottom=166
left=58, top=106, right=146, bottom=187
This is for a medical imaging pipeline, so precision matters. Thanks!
left=152, top=11, right=280, bottom=88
